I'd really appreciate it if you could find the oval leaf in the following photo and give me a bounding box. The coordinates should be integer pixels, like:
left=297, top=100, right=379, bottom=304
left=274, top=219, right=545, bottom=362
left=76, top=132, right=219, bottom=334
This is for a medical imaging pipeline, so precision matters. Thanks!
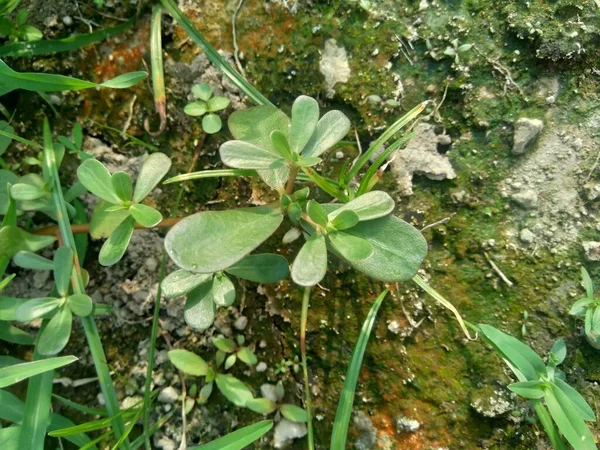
left=327, top=231, right=374, bottom=262
left=328, top=191, right=394, bottom=222
left=306, top=200, right=328, bottom=227
left=133, top=152, right=172, bottom=203
left=129, top=203, right=163, bottom=228
left=184, top=101, right=207, bottom=116
left=236, top=347, right=257, bottom=366
left=111, top=171, right=133, bottom=202
left=168, top=349, right=209, bottom=376
left=184, top=282, right=216, bottom=330
left=215, top=373, right=253, bottom=407
left=507, top=381, right=546, bottom=399
left=15, top=297, right=61, bottom=322
left=66, top=294, right=93, bottom=317
left=0, top=226, right=56, bottom=259
left=225, top=253, right=289, bottom=283
left=12, top=251, right=54, bottom=271
left=340, top=215, right=426, bottom=282
left=246, top=398, right=277, bottom=415
left=76, top=159, right=121, bottom=204
left=212, top=337, right=237, bottom=353
left=161, top=270, right=212, bottom=298
left=220, top=141, right=284, bottom=170
left=202, top=114, right=222, bottom=134
left=98, top=217, right=136, bottom=266
left=38, top=307, right=73, bottom=356
left=53, top=246, right=74, bottom=297
left=330, top=210, right=359, bottom=230
left=165, top=207, right=283, bottom=273
left=290, top=95, right=319, bottom=153
left=302, top=110, right=350, bottom=158
left=291, top=234, right=327, bottom=287
left=280, top=404, right=308, bottom=423
left=212, top=275, right=236, bottom=307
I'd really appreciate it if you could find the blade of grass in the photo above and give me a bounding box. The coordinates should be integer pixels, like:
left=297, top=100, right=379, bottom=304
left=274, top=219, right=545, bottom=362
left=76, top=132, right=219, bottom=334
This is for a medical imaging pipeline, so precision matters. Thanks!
left=330, top=290, right=387, bottom=449
left=189, top=420, right=273, bottom=450
left=144, top=6, right=167, bottom=136
left=0, top=19, right=135, bottom=58
left=52, top=394, right=108, bottom=417
left=300, top=287, right=315, bottom=450
left=0, top=355, right=77, bottom=388
left=132, top=411, right=175, bottom=450
left=160, top=0, right=272, bottom=106
left=345, top=101, right=427, bottom=182
left=301, top=167, right=347, bottom=201
left=163, top=169, right=257, bottom=184
left=42, top=118, right=130, bottom=448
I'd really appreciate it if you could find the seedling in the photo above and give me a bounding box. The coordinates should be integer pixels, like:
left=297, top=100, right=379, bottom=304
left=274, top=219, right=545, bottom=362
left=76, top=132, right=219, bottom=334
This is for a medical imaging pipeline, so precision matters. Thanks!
left=480, top=325, right=596, bottom=450
left=213, top=335, right=258, bottom=370
left=77, top=153, right=172, bottom=266
left=183, top=83, right=230, bottom=134
left=569, top=268, right=600, bottom=350
left=246, top=380, right=308, bottom=423
left=58, top=123, right=91, bottom=160
left=0, top=9, right=42, bottom=42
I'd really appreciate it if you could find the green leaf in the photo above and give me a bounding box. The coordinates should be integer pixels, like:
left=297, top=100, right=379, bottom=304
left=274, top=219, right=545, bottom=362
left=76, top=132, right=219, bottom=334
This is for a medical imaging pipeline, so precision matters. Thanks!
left=163, top=169, right=256, bottom=185
left=478, top=324, right=547, bottom=381
left=553, top=378, right=595, bottom=422
left=77, top=159, right=121, bottom=204
left=330, top=210, right=359, bottom=230
left=328, top=191, right=395, bottom=222
left=184, top=101, right=207, bottom=116
left=0, top=356, right=77, bottom=388
left=306, top=200, right=328, bottom=227
left=220, top=140, right=284, bottom=170
left=99, top=72, right=148, bottom=89
left=302, top=110, right=350, bottom=158
left=246, top=398, right=277, bottom=415
left=236, top=347, right=257, bottom=366
left=73, top=123, right=83, bottom=149
left=331, top=290, right=386, bottom=449
left=0, top=170, right=18, bottom=215
left=184, top=282, right=216, bottom=330
left=168, top=349, right=209, bottom=376
left=133, top=152, right=171, bottom=203
left=0, top=426, right=20, bottom=448
left=581, top=267, right=594, bottom=299
left=270, top=130, right=292, bottom=159
left=546, top=384, right=596, bottom=450
left=129, top=203, right=162, bottom=228
left=53, top=246, right=73, bottom=297
left=188, top=419, right=273, bottom=450
left=207, top=96, right=230, bottom=112
left=12, top=251, right=54, bottom=270
left=111, top=171, right=133, bottom=202
left=0, top=226, right=56, bottom=259
left=224, top=354, right=237, bottom=370
left=507, top=380, right=546, bottom=399
left=10, top=182, right=46, bottom=200
left=22, top=25, right=42, bottom=41
left=15, top=297, right=61, bottom=322
left=291, top=234, right=327, bottom=287
left=202, top=114, right=222, bottom=134
left=192, top=83, right=213, bottom=101
left=289, top=95, right=319, bottom=154
left=550, top=339, right=567, bottom=365
left=213, top=337, right=236, bottom=353
left=570, top=298, right=594, bottom=316
left=296, top=156, right=322, bottom=167
left=280, top=404, right=308, bottom=423
left=161, top=270, right=213, bottom=298
left=335, top=215, right=425, bottom=281
left=212, top=274, right=235, bottom=307
left=0, top=322, right=34, bottom=345
left=165, top=206, right=283, bottom=273
left=37, top=307, right=73, bottom=356
left=225, top=253, right=289, bottom=283
left=89, top=200, right=131, bottom=239
left=327, top=231, right=374, bottom=262
left=67, top=294, right=93, bottom=317
left=215, top=373, right=253, bottom=407
left=0, top=296, right=20, bottom=320
left=98, top=216, right=136, bottom=266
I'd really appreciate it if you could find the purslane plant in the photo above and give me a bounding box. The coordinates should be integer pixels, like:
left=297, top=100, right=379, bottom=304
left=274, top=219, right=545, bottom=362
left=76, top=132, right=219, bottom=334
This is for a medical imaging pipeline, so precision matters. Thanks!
left=184, top=82, right=231, bottom=134
left=569, top=267, right=600, bottom=349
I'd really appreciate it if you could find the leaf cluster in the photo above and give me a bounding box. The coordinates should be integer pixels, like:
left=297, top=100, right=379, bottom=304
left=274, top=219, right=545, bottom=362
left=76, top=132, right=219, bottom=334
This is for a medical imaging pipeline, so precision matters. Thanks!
left=183, top=83, right=230, bottom=134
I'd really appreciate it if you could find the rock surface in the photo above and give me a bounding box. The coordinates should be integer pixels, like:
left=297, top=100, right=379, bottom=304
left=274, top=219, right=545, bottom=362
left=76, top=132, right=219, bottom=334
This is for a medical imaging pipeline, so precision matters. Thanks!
left=512, top=118, right=544, bottom=155
left=273, top=419, right=307, bottom=448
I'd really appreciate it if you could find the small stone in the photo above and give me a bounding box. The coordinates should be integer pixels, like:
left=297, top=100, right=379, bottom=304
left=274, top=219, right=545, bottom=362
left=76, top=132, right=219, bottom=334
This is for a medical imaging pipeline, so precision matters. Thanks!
left=156, top=436, right=176, bottom=450
left=367, top=95, right=382, bottom=105
left=387, top=321, right=401, bottom=334
left=256, top=362, right=267, bottom=372
left=425, top=84, right=437, bottom=94
left=273, top=419, right=307, bottom=448
left=234, top=316, right=248, bottom=331
left=419, top=0, right=429, bottom=10
left=584, top=182, right=600, bottom=201
left=571, top=137, right=583, bottom=150
left=260, top=384, right=279, bottom=403
left=512, top=118, right=544, bottom=155
left=395, top=416, right=420, bottom=433
left=519, top=229, right=535, bottom=245
left=62, top=16, right=73, bottom=26
left=319, top=39, right=351, bottom=98
left=158, top=386, right=179, bottom=404
left=511, top=189, right=538, bottom=209
left=354, top=411, right=377, bottom=450
left=583, top=241, right=600, bottom=261
left=437, top=134, right=452, bottom=146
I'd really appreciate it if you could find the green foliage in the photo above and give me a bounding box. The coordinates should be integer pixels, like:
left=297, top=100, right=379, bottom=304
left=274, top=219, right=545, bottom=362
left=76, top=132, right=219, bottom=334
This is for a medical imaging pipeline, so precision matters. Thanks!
left=0, top=9, right=42, bottom=43
left=569, top=267, right=600, bottom=349
left=78, top=153, right=171, bottom=266
left=184, top=83, right=230, bottom=134
left=480, top=325, right=596, bottom=450
left=0, top=355, right=77, bottom=388
left=189, top=420, right=273, bottom=450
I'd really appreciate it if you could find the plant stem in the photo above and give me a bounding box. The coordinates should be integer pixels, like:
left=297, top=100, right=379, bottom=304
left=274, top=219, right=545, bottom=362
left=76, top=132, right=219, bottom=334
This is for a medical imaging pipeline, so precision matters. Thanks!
left=285, top=166, right=299, bottom=194
left=300, top=286, right=315, bottom=450
left=142, top=137, right=203, bottom=449
left=43, top=119, right=129, bottom=448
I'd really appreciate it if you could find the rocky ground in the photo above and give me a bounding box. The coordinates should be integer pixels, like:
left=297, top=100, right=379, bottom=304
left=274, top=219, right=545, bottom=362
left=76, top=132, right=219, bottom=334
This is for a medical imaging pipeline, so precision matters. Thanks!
left=2, top=0, right=600, bottom=449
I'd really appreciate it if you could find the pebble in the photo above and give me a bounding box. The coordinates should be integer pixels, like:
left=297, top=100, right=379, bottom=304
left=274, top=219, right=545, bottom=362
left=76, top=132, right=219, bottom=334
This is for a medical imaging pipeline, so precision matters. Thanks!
left=62, top=16, right=73, bottom=26
left=512, top=118, right=544, bottom=155
left=158, top=386, right=179, bottom=404
left=256, top=362, right=267, bottom=372
left=234, top=316, right=248, bottom=331
left=519, top=228, right=535, bottom=245
left=396, top=416, right=421, bottom=433
left=583, top=241, right=600, bottom=261
left=511, top=189, right=538, bottom=209
left=273, top=419, right=307, bottom=448
left=387, top=321, right=401, bottom=334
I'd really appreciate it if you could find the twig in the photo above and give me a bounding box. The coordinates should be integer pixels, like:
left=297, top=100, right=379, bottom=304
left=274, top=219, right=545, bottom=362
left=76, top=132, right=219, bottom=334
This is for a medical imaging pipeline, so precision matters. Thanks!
left=421, top=214, right=455, bottom=232
left=484, top=252, right=514, bottom=287
left=473, top=46, right=525, bottom=99
left=424, top=81, right=449, bottom=122
left=231, top=0, right=247, bottom=77
left=122, top=94, right=137, bottom=138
